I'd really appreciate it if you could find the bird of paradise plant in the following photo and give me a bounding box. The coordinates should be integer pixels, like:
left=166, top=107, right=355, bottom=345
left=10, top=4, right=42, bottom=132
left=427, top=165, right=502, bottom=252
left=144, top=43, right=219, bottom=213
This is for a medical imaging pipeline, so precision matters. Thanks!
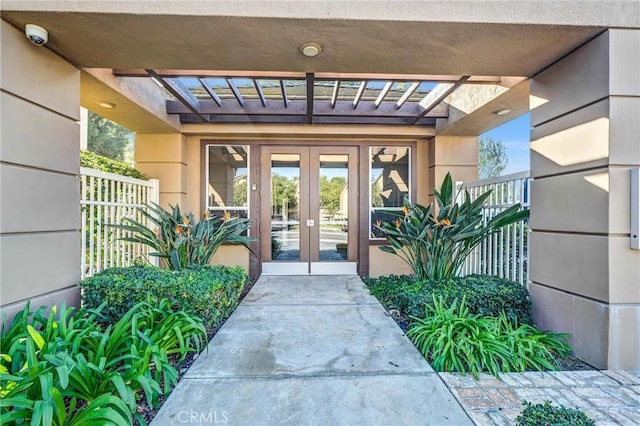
left=111, top=203, right=253, bottom=270
left=377, top=173, right=529, bottom=281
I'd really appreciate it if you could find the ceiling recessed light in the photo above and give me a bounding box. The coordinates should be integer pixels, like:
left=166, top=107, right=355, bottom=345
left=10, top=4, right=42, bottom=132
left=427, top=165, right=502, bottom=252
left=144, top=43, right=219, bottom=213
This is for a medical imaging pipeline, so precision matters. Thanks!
left=97, top=101, right=116, bottom=109
left=299, top=42, right=321, bottom=57
left=493, top=108, right=512, bottom=116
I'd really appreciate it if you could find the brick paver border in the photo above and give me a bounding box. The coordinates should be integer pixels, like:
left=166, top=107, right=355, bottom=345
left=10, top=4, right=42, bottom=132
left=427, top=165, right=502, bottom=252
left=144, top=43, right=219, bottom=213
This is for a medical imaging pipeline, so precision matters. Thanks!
left=439, top=370, right=640, bottom=425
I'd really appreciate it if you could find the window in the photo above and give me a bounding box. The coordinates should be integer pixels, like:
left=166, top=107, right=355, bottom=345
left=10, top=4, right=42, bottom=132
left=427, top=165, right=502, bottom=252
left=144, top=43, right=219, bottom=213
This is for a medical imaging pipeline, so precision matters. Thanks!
left=370, top=146, right=411, bottom=239
left=206, top=145, right=249, bottom=220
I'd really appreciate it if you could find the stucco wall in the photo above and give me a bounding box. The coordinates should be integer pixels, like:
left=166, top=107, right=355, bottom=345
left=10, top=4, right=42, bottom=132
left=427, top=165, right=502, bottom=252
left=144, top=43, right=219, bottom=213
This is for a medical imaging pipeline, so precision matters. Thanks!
left=0, top=20, right=81, bottom=320
left=529, top=29, right=640, bottom=369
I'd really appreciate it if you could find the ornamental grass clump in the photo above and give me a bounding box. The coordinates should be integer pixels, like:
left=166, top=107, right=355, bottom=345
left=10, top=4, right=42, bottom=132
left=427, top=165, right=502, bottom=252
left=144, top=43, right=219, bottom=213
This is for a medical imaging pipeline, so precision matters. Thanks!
left=0, top=300, right=206, bottom=425
left=407, top=296, right=571, bottom=379
left=111, top=202, right=253, bottom=270
left=377, top=173, right=529, bottom=281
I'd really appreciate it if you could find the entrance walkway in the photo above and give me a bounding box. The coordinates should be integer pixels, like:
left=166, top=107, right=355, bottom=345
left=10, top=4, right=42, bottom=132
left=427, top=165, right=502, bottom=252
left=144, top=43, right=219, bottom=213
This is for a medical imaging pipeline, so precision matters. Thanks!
left=152, top=275, right=471, bottom=425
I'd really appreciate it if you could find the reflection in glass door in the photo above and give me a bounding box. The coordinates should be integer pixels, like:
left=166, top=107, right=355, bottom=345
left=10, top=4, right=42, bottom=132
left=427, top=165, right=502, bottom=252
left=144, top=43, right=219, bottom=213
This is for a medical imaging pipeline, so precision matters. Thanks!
left=270, top=154, right=301, bottom=261
left=317, top=155, right=349, bottom=261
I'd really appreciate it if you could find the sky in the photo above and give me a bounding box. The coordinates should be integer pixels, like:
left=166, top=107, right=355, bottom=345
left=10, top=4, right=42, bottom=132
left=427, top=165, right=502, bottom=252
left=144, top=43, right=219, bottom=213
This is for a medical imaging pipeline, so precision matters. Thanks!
left=480, top=112, right=531, bottom=175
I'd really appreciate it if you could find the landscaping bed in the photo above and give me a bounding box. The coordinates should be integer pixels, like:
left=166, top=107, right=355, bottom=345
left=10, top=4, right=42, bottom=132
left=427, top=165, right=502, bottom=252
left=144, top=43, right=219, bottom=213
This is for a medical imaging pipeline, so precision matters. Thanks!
left=0, top=265, right=253, bottom=425
left=364, top=274, right=594, bottom=375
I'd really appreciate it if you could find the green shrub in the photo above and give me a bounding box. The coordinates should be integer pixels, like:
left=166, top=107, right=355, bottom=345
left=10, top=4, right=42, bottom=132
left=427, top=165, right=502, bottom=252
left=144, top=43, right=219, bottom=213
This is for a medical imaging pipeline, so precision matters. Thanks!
left=377, top=173, right=528, bottom=280
left=0, top=299, right=206, bottom=425
left=407, top=297, right=572, bottom=379
left=80, top=150, right=147, bottom=180
left=516, top=400, right=595, bottom=426
left=363, top=274, right=532, bottom=324
left=111, top=203, right=253, bottom=270
left=79, top=265, right=247, bottom=329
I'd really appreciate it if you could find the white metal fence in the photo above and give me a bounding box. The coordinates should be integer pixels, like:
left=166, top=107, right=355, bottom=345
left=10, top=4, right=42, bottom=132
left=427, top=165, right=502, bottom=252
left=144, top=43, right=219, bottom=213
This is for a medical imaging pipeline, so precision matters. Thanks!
left=80, top=167, right=160, bottom=279
left=460, top=171, right=530, bottom=286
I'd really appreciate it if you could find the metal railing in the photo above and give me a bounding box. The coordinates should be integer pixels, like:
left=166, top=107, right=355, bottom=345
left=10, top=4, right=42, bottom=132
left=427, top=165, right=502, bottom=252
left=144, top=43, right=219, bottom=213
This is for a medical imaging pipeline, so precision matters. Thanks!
left=80, top=167, right=160, bottom=279
left=460, top=171, right=530, bottom=286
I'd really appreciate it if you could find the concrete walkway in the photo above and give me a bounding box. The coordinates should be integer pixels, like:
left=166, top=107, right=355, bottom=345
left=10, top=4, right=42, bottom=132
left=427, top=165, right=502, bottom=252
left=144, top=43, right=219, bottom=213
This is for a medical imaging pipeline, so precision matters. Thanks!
left=152, top=275, right=471, bottom=425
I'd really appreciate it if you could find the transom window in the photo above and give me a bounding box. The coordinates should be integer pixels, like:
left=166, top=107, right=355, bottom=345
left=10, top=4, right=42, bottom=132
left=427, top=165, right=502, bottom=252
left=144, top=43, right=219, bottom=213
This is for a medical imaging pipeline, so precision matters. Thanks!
left=370, top=146, right=411, bottom=239
left=206, top=145, right=249, bottom=220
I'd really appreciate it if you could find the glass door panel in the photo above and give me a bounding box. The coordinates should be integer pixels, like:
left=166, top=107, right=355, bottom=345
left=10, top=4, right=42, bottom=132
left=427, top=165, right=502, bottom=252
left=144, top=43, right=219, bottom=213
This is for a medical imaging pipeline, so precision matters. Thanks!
left=261, top=146, right=356, bottom=275
left=270, top=154, right=301, bottom=261
left=317, top=154, right=349, bottom=261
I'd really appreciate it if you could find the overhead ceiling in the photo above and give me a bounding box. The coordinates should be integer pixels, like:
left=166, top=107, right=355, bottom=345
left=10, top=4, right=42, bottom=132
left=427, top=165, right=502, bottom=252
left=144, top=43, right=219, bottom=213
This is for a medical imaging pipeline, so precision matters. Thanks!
left=1, top=12, right=603, bottom=77
left=0, top=7, right=608, bottom=134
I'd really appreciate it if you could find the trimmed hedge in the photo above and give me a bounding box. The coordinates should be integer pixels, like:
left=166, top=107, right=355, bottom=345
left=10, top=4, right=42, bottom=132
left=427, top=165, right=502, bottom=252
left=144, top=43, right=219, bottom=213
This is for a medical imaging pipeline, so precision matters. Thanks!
left=80, top=265, right=247, bottom=329
left=80, top=150, right=147, bottom=180
left=364, top=274, right=532, bottom=324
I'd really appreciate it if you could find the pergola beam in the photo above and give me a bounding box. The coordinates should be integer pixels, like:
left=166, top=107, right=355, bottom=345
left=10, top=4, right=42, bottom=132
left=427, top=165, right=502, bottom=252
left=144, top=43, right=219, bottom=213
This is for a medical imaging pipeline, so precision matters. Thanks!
left=199, top=78, right=223, bottom=107
left=226, top=78, right=245, bottom=107
left=253, top=79, right=267, bottom=107
left=330, top=80, right=340, bottom=109
left=411, top=75, right=470, bottom=125
left=375, top=81, right=393, bottom=109
left=306, top=72, right=315, bottom=124
left=167, top=99, right=449, bottom=118
left=280, top=80, right=289, bottom=108
left=353, top=80, right=367, bottom=109
left=396, top=82, right=420, bottom=109
left=145, top=69, right=207, bottom=122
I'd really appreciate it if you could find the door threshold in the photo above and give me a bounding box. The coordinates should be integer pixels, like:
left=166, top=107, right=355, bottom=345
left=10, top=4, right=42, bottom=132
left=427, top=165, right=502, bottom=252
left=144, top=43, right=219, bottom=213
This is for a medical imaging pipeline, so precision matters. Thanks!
left=261, top=262, right=357, bottom=276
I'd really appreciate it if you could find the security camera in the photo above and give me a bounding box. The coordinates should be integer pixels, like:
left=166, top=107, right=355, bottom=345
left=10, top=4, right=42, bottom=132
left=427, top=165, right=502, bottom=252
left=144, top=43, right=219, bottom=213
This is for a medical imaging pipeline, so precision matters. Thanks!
left=25, top=24, right=48, bottom=46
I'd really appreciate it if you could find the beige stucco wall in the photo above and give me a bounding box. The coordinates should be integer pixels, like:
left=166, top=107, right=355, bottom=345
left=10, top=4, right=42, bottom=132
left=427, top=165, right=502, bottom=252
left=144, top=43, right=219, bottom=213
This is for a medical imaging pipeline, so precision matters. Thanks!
left=428, top=135, right=479, bottom=197
left=368, top=247, right=414, bottom=278
left=0, top=20, right=81, bottom=320
left=530, top=29, right=640, bottom=369
left=135, top=133, right=188, bottom=209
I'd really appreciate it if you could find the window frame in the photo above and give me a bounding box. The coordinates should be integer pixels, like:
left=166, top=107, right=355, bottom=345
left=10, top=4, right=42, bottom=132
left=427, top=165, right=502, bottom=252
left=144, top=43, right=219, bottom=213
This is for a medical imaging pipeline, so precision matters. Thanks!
left=369, top=145, right=412, bottom=241
left=204, top=144, right=250, bottom=220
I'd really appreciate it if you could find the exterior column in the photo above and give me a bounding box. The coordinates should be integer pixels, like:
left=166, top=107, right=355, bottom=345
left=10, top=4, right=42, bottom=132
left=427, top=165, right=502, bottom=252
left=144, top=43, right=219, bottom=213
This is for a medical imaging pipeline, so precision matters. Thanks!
left=530, top=30, right=640, bottom=368
left=0, top=21, right=81, bottom=320
left=135, top=134, right=188, bottom=210
left=427, top=135, right=479, bottom=199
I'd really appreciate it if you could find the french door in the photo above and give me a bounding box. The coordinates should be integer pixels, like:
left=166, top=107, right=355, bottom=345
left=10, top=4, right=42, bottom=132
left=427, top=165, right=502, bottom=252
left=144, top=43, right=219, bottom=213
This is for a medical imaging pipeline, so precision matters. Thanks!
left=260, top=146, right=358, bottom=275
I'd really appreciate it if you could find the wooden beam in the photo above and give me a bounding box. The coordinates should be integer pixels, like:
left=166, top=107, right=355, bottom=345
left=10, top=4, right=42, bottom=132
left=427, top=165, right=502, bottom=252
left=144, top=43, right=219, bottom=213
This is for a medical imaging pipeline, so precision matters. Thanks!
left=330, top=80, right=340, bottom=109
left=226, top=78, right=245, bottom=107
left=114, top=68, right=306, bottom=78
left=181, top=114, right=307, bottom=124
left=180, top=114, right=436, bottom=126
left=199, top=78, right=223, bottom=107
left=306, top=72, right=314, bottom=124
left=396, top=82, right=420, bottom=109
left=253, top=79, right=267, bottom=107
left=375, top=82, right=393, bottom=109
left=167, top=99, right=449, bottom=118
left=411, top=76, right=470, bottom=125
left=280, top=80, right=289, bottom=108
left=145, top=69, right=207, bottom=122
left=353, top=81, right=367, bottom=109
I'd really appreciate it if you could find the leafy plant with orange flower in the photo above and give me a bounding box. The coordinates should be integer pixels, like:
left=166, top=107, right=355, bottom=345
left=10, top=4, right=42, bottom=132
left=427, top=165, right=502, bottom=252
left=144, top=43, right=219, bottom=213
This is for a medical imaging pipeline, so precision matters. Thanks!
left=111, top=203, right=253, bottom=270
left=377, top=173, right=528, bottom=281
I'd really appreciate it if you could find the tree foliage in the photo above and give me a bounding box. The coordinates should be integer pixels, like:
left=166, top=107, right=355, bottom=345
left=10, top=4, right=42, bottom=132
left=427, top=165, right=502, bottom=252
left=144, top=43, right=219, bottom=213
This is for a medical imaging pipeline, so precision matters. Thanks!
left=87, top=111, right=133, bottom=162
left=479, top=136, right=508, bottom=179
left=271, top=174, right=298, bottom=215
left=320, top=175, right=346, bottom=216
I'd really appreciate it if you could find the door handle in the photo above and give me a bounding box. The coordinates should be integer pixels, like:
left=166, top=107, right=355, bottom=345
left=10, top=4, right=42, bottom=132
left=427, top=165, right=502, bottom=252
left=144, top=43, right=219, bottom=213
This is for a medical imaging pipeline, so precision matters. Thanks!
left=306, top=219, right=315, bottom=227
